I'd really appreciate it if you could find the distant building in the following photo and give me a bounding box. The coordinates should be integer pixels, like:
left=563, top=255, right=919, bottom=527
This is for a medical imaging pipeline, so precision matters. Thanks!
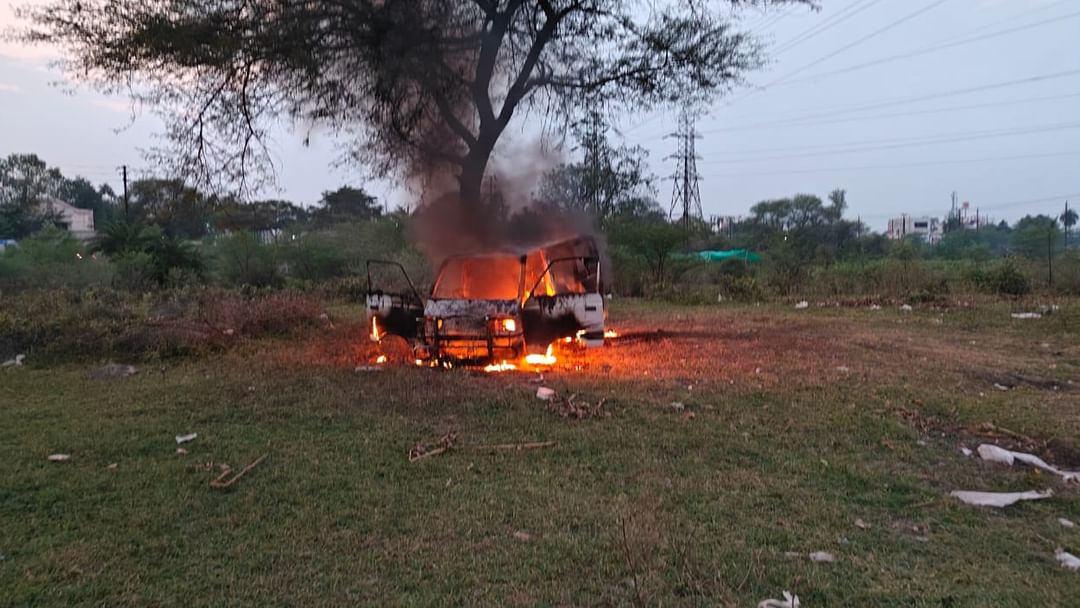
left=42, top=196, right=96, bottom=240
left=955, top=201, right=991, bottom=231
left=709, top=214, right=743, bottom=235
left=886, top=215, right=942, bottom=244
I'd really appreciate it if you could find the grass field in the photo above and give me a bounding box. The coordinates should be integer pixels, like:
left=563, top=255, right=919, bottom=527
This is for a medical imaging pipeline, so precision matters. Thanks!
left=2, top=298, right=1079, bottom=606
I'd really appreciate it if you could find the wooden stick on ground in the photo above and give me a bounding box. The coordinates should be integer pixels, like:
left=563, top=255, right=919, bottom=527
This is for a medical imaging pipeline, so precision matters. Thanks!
left=470, top=441, right=557, bottom=451
left=210, top=454, right=269, bottom=489
left=408, top=445, right=451, bottom=463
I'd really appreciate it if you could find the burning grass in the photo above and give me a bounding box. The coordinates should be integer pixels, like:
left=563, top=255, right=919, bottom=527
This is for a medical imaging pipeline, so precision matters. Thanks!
left=3, top=297, right=1078, bottom=605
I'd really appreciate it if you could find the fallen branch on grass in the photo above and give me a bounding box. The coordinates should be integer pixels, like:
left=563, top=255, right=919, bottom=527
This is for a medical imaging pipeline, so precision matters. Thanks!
left=210, top=454, right=268, bottom=489
left=469, top=441, right=557, bottom=452
left=408, top=434, right=557, bottom=462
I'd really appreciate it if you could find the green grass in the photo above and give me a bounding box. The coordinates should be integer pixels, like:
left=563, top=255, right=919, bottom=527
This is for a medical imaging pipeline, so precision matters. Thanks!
left=2, top=299, right=1079, bottom=606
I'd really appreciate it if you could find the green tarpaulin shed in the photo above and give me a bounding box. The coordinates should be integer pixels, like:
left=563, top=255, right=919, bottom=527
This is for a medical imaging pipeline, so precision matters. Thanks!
left=696, top=249, right=761, bottom=263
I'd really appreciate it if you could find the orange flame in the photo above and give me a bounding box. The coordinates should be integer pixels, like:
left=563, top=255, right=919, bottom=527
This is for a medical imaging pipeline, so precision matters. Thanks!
left=604, top=329, right=619, bottom=339
left=524, top=343, right=557, bottom=366
left=483, top=361, right=517, bottom=372
left=371, top=317, right=381, bottom=341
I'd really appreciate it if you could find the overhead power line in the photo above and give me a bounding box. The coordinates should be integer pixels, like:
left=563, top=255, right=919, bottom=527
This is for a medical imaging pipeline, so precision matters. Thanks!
left=731, top=0, right=952, bottom=103
left=697, top=92, right=1080, bottom=134
left=732, top=68, right=1080, bottom=127
left=773, top=0, right=887, bottom=55
left=779, top=9, right=1080, bottom=87
left=699, top=151, right=1080, bottom=178
left=858, top=192, right=1080, bottom=221
left=699, top=121, right=1080, bottom=163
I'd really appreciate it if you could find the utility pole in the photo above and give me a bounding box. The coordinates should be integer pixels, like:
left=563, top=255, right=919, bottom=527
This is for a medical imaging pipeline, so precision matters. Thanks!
left=666, top=109, right=703, bottom=230
left=1048, top=227, right=1054, bottom=288
left=120, top=165, right=129, bottom=221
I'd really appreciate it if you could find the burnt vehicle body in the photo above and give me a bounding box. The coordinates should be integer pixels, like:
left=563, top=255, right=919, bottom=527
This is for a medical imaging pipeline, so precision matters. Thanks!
left=366, top=236, right=605, bottom=364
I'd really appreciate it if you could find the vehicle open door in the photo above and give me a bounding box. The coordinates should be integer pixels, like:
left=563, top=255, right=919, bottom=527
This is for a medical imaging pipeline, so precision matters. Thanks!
left=520, top=252, right=605, bottom=348
left=366, top=260, right=424, bottom=343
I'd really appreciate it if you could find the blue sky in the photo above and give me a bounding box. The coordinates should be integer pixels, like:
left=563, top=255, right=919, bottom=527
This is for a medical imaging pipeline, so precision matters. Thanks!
left=2, top=0, right=1078, bottom=229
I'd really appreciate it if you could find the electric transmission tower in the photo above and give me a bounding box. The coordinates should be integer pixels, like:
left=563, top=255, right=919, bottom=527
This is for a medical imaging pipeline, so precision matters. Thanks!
left=666, top=110, right=704, bottom=229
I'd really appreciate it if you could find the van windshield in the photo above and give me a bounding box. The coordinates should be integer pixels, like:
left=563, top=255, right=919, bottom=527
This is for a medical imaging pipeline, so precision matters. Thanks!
left=432, top=255, right=523, bottom=300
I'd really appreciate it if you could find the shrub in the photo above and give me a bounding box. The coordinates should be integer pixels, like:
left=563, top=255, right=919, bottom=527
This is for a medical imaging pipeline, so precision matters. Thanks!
left=209, top=232, right=281, bottom=287
left=969, top=257, right=1031, bottom=296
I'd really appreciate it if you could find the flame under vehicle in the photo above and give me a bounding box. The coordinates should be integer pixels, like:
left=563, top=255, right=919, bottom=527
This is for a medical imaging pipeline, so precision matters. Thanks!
left=366, top=236, right=606, bottom=364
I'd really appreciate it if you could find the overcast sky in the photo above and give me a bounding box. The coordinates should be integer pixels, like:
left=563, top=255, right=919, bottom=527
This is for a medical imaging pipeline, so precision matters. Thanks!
left=2, top=0, right=1078, bottom=229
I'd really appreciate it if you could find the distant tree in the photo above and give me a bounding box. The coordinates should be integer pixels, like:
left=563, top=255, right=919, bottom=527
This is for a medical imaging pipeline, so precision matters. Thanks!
left=129, top=178, right=211, bottom=239
left=213, top=198, right=307, bottom=233
left=826, top=189, right=847, bottom=222
left=536, top=111, right=655, bottom=224
left=0, top=153, right=64, bottom=238
left=1062, top=206, right=1078, bottom=246
left=311, top=187, right=381, bottom=226
left=607, top=217, right=687, bottom=286
left=1011, top=215, right=1062, bottom=259
left=23, top=0, right=812, bottom=215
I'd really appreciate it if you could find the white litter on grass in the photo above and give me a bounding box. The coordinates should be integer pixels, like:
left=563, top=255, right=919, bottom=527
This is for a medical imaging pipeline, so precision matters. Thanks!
left=1056, top=549, right=1080, bottom=571
left=670, top=401, right=686, bottom=412
left=869, top=304, right=882, bottom=311
left=175, top=433, right=197, bottom=445
left=977, top=444, right=1080, bottom=482
left=855, top=518, right=870, bottom=530
left=535, top=387, right=556, bottom=401
left=1011, top=312, right=1042, bottom=319
left=960, top=447, right=973, bottom=457
left=993, top=383, right=1011, bottom=391
left=47, top=454, right=71, bottom=462
left=1059, top=518, right=1075, bottom=528
left=759, top=591, right=800, bottom=608
left=900, top=304, right=913, bottom=311
left=1, top=354, right=25, bottom=367
left=950, top=489, right=1053, bottom=508
left=809, top=551, right=836, bottom=562
left=794, top=301, right=809, bottom=310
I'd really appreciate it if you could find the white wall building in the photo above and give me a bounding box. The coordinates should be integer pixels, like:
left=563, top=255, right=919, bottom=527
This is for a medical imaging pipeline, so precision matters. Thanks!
left=42, top=196, right=96, bottom=240
left=886, top=215, right=942, bottom=244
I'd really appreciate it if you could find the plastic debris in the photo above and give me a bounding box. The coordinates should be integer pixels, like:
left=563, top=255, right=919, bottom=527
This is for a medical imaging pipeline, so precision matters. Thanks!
left=535, top=387, right=556, bottom=400
left=759, top=591, right=800, bottom=608
left=900, top=304, right=913, bottom=311
left=47, top=454, right=71, bottom=462
left=794, top=301, right=809, bottom=310
left=1060, top=518, right=1075, bottom=528
left=1056, top=549, right=1080, bottom=571
left=670, top=401, right=685, bottom=412
left=175, top=433, right=197, bottom=444
left=855, top=518, right=870, bottom=530
left=869, top=304, right=882, bottom=311
left=106, top=463, right=118, bottom=470
left=809, top=551, right=836, bottom=562
left=1, top=354, right=25, bottom=367
left=1011, top=312, right=1042, bottom=319
left=950, top=489, right=1053, bottom=508
left=977, top=444, right=1079, bottom=482
left=89, top=363, right=138, bottom=379
left=992, top=383, right=1010, bottom=391
left=959, top=447, right=973, bottom=457
left=176, top=447, right=188, bottom=455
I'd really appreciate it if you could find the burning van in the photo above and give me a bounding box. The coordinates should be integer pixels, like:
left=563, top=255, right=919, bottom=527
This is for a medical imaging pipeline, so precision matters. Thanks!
left=366, top=236, right=606, bottom=365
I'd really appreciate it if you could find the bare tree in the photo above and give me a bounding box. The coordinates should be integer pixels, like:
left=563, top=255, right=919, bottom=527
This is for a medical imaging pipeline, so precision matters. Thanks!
left=18, top=0, right=813, bottom=207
